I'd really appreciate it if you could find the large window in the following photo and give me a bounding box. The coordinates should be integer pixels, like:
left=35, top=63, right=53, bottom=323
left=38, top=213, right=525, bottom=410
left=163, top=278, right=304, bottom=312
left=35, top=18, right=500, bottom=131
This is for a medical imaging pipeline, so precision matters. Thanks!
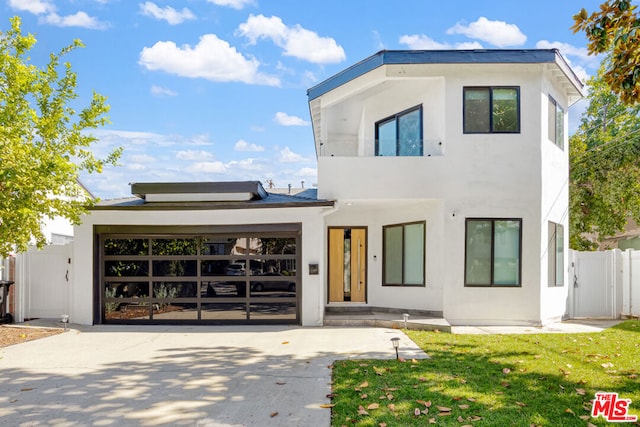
left=548, top=222, right=564, bottom=287
left=375, top=106, right=423, bottom=156
left=548, top=96, right=565, bottom=149
left=383, top=221, right=425, bottom=286
left=465, top=219, right=522, bottom=286
left=464, top=87, right=520, bottom=133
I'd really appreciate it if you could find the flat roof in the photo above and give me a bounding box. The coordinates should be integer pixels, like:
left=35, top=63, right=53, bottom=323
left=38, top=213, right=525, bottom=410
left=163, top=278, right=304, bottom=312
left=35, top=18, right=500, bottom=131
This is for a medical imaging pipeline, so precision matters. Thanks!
left=307, top=49, right=585, bottom=101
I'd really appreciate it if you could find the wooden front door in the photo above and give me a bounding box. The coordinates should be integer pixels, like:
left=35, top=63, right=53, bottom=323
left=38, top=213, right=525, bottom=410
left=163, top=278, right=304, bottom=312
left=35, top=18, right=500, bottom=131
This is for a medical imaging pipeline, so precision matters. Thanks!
left=328, top=227, right=366, bottom=302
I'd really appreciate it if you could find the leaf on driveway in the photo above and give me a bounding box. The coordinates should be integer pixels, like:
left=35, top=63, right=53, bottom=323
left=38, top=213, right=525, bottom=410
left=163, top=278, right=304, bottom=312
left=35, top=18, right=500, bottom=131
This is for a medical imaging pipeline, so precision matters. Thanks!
left=269, top=412, right=278, bottom=418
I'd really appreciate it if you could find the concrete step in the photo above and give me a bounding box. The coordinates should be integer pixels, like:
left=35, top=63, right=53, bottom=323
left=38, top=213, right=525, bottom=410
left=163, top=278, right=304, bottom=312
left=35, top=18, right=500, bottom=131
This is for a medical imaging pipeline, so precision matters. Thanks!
left=323, top=311, right=451, bottom=332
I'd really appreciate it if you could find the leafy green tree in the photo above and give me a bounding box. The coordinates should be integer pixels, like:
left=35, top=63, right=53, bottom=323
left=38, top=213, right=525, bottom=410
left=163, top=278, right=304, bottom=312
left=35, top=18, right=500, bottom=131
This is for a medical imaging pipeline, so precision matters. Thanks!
left=0, top=17, right=121, bottom=256
left=572, top=0, right=640, bottom=104
left=569, top=59, right=640, bottom=249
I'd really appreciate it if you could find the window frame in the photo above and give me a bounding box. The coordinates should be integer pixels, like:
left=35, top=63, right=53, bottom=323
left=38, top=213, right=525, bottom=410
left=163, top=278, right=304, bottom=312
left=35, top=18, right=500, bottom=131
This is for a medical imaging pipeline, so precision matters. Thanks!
left=375, top=105, right=423, bottom=156
left=463, top=86, right=521, bottom=134
left=548, top=221, right=565, bottom=287
left=464, top=218, right=522, bottom=287
left=382, top=220, right=426, bottom=287
left=548, top=95, right=565, bottom=149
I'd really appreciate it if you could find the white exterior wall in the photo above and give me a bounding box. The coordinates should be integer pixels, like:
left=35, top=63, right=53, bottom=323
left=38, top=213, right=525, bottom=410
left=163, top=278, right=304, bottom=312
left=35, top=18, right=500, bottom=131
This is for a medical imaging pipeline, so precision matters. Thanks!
left=317, top=62, right=575, bottom=325
left=72, top=206, right=328, bottom=326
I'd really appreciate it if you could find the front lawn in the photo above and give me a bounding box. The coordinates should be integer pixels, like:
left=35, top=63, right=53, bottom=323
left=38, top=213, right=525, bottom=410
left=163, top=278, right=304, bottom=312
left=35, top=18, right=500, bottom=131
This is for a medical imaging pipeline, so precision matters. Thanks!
left=330, top=320, right=640, bottom=426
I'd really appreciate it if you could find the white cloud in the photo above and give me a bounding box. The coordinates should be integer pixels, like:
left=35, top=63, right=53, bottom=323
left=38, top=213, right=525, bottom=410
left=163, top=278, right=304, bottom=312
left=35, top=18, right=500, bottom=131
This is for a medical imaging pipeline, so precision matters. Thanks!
left=176, top=150, right=215, bottom=161
left=8, top=0, right=54, bottom=14
left=140, top=2, right=195, bottom=25
left=150, top=85, right=178, bottom=97
left=234, top=139, right=264, bottom=152
left=227, top=158, right=263, bottom=171
left=192, top=161, right=228, bottom=173
left=274, top=112, right=309, bottom=126
left=399, top=34, right=483, bottom=50
left=279, top=147, right=306, bottom=163
left=237, top=14, right=345, bottom=64
left=296, top=167, right=317, bottom=177
left=447, top=17, right=526, bottom=47
left=129, top=154, right=156, bottom=163
left=127, top=163, right=147, bottom=171
left=206, top=0, right=254, bottom=9
left=43, top=11, right=108, bottom=29
left=139, top=35, right=280, bottom=86
left=535, top=40, right=594, bottom=63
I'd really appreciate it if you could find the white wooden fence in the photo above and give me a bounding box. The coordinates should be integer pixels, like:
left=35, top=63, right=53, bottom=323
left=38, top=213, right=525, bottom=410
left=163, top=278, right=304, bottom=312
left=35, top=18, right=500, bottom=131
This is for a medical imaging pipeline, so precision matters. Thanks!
left=570, top=249, right=640, bottom=319
left=14, top=243, right=73, bottom=323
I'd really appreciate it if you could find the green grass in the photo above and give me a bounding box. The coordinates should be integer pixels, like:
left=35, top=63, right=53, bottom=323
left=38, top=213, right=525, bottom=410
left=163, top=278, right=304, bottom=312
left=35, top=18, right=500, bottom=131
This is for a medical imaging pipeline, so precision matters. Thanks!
left=330, top=320, right=640, bottom=426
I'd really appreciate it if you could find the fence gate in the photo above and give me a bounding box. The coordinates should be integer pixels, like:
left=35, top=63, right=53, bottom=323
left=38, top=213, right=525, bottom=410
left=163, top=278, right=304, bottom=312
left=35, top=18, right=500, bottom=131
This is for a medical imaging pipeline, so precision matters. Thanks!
left=571, top=251, right=616, bottom=319
left=15, top=244, right=72, bottom=322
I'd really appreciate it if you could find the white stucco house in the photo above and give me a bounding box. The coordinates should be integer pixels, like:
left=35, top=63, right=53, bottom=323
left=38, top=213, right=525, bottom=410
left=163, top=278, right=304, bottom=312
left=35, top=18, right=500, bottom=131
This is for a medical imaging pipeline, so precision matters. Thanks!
left=70, top=49, right=584, bottom=326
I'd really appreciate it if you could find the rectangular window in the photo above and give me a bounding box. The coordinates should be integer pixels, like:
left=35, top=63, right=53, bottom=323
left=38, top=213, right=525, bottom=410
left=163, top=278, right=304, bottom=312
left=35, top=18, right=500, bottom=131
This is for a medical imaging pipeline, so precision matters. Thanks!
left=464, top=87, right=520, bottom=133
left=548, top=222, right=564, bottom=286
left=383, top=221, right=425, bottom=286
left=465, top=219, right=522, bottom=287
left=548, top=96, right=565, bottom=149
left=375, top=106, right=423, bottom=156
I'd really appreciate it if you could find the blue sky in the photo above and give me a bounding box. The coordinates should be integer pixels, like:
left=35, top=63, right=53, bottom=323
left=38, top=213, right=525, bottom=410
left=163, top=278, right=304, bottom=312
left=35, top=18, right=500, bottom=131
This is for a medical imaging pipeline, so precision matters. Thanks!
left=3, top=0, right=609, bottom=199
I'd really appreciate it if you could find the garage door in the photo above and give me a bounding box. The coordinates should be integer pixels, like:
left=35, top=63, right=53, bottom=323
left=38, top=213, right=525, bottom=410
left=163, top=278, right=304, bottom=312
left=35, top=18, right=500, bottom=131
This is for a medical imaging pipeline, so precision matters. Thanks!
left=96, top=225, right=300, bottom=324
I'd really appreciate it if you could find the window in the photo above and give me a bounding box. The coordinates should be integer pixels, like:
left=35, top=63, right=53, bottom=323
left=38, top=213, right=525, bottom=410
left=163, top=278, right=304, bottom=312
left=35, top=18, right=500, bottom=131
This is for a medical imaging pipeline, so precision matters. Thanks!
left=465, top=219, right=521, bottom=286
left=375, top=106, right=423, bottom=156
left=548, top=222, right=564, bottom=287
left=463, top=87, right=520, bottom=133
left=383, top=221, right=425, bottom=286
left=548, top=96, right=565, bottom=149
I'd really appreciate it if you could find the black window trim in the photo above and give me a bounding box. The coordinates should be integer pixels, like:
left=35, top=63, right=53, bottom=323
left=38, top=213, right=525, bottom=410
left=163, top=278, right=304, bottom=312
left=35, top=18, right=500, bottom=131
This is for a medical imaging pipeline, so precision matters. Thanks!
left=464, top=217, right=523, bottom=287
left=548, top=221, right=565, bottom=287
left=375, top=104, right=424, bottom=156
left=548, top=95, right=565, bottom=150
left=463, top=86, right=521, bottom=134
left=382, top=220, right=426, bottom=287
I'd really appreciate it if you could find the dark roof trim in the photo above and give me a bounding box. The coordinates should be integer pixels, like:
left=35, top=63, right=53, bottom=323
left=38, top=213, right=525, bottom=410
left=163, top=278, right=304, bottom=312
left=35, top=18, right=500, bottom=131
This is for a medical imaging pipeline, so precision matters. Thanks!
left=130, top=181, right=268, bottom=200
left=89, top=200, right=335, bottom=211
left=307, top=49, right=582, bottom=100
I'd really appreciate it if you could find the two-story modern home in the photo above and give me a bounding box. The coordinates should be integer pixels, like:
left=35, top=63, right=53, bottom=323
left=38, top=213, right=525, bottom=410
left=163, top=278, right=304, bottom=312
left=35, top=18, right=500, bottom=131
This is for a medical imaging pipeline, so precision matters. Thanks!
left=69, top=49, right=584, bottom=326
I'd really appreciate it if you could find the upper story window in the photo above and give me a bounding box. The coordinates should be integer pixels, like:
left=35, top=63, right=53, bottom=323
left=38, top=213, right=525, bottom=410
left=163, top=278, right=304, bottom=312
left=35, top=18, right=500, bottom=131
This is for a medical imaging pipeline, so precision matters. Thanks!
left=548, top=96, right=565, bottom=149
left=375, top=105, right=423, bottom=156
left=463, top=87, right=520, bottom=133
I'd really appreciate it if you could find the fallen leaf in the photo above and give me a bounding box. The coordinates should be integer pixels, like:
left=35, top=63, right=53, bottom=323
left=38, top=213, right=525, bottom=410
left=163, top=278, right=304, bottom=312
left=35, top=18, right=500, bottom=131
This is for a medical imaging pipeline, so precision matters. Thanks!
left=601, top=362, right=614, bottom=368
left=516, top=401, right=527, bottom=407
left=565, top=408, right=574, bottom=414
left=20, top=388, right=33, bottom=392
left=576, top=388, right=586, bottom=395
left=457, top=416, right=465, bottom=422
left=359, top=363, right=369, bottom=367
left=414, top=408, right=422, bottom=417
left=629, top=374, right=638, bottom=379
left=378, top=395, right=386, bottom=400
left=501, top=382, right=510, bottom=387
left=418, top=376, right=428, bottom=382
left=359, top=381, right=369, bottom=388
left=429, top=418, right=437, bottom=424
left=358, top=406, right=369, bottom=416
left=379, top=423, right=387, bottom=427
left=412, top=358, right=418, bottom=364
left=458, top=404, right=469, bottom=409
left=281, top=341, right=289, bottom=344
left=502, top=368, right=511, bottom=374
left=382, top=387, right=398, bottom=391
left=534, top=355, right=542, bottom=359
left=416, top=400, right=432, bottom=407
left=437, top=406, right=451, bottom=412
left=326, top=393, right=337, bottom=398
left=470, top=416, right=482, bottom=421
left=275, top=381, right=286, bottom=385
left=387, top=403, right=396, bottom=412
left=270, top=412, right=278, bottom=418
left=387, top=394, right=394, bottom=400
left=467, top=397, right=476, bottom=402
left=579, top=415, right=590, bottom=420
left=360, top=394, right=368, bottom=399
left=367, top=403, right=380, bottom=410
left=319, top=404, right=335, bottom=408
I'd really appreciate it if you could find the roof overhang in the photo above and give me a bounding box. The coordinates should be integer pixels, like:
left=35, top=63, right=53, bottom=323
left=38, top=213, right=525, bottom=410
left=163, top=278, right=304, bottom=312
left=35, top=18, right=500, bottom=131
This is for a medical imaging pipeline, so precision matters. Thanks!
left=130, top=181, right=269, bottom=202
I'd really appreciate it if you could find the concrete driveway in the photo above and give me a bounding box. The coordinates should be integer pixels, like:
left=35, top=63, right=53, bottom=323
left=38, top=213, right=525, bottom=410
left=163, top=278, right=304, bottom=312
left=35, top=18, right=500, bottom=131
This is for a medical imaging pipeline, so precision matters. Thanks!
left=0, top=325, right=426, bottom=426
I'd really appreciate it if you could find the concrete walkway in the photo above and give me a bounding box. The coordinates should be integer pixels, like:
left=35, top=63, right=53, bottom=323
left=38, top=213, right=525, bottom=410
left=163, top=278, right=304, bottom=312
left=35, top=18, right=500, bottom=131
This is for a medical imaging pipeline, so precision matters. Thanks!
left=0, top=324, right=425, bottom=427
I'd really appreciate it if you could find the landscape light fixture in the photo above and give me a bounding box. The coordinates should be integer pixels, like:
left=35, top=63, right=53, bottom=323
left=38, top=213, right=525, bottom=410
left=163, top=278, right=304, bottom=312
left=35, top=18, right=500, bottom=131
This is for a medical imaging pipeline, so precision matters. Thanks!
left=60, top=314, right=69, bottom=331
left=403, top=313, right=409, bottom=329
left=391, top=337, right=400, bottom=360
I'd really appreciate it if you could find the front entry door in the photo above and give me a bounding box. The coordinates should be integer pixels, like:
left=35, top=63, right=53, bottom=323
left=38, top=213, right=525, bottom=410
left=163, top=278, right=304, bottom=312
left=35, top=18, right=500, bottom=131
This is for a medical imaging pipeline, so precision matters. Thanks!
left=328, top=227, right=366, bottom=302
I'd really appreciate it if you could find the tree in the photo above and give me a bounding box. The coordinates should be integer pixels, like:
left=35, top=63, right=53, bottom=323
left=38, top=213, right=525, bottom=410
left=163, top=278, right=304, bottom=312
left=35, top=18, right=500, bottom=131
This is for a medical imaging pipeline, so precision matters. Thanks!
left=572, top=0, right=640, bottom=104
left=0, top=17, right=121, bottom=256
left=569, top=58, right=640, bottom=249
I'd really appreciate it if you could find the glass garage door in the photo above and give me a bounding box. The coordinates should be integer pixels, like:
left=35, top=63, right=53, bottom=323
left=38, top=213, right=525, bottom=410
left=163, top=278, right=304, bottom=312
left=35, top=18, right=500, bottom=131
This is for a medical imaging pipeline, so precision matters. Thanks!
left=98, top=229, right=299, bottom=324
